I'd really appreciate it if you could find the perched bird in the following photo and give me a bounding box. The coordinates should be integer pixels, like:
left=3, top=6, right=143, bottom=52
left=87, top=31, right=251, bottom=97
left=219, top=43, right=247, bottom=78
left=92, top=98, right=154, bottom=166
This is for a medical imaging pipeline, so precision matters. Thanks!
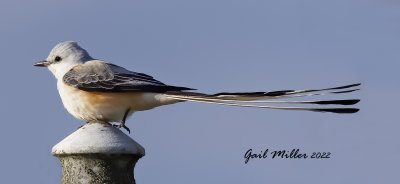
left=35, top=41, right=360, bottom=133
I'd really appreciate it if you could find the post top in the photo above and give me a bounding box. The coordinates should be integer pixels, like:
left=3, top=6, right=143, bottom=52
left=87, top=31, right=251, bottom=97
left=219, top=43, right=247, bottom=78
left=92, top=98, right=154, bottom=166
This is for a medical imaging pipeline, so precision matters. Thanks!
left=52, top=122, right=145, bottom=156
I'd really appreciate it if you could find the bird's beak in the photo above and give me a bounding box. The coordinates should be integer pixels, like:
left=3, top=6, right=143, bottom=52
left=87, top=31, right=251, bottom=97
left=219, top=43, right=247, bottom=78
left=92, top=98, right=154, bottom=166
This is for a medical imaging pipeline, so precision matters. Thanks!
left=34, top=60, right=48, bottom=67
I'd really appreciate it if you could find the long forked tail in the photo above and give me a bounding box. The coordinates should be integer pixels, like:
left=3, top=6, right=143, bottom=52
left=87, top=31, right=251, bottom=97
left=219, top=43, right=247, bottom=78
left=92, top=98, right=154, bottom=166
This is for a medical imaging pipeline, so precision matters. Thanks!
left=164, top=83, right=361, bottom=114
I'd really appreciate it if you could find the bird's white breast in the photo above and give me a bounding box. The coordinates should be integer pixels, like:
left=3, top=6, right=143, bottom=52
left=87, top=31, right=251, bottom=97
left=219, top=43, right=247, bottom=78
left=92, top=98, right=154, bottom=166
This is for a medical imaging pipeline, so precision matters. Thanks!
left=57, top=80, right=180, bottom=122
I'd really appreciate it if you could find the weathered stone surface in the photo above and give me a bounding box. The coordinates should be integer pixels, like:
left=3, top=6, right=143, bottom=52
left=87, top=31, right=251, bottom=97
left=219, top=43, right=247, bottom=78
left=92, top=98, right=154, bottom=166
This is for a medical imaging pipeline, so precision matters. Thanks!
left=57, top=154, right=140, bottom=184
left=52, top=122, right=145, bottom=155
left=52, top=122, right=144, bottom=184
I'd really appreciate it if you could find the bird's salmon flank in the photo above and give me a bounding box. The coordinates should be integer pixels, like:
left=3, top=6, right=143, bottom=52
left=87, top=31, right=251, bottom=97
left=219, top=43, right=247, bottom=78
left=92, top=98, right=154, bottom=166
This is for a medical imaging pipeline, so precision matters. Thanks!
left=35, top=41, right=361, bottom=133
left=59, top=82, right=176, bottom=121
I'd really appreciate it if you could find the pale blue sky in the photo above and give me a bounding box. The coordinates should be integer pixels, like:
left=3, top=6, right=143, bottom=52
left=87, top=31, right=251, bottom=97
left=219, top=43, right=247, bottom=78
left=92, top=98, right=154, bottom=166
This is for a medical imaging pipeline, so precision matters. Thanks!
left=0, top=0, right=399, bottom=183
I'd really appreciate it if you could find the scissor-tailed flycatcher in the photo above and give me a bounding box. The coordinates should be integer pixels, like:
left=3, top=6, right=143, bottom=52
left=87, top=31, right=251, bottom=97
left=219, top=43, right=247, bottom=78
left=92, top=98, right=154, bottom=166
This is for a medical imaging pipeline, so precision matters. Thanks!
left=35, top=41, right=360, bottom=133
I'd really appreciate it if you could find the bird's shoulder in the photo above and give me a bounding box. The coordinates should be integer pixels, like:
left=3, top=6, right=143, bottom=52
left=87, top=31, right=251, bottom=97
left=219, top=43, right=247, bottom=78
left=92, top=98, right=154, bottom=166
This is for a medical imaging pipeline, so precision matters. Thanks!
left=69, top=60, right=109, bottom=71
left=68, top=60, right=149, bottom=77
left=62, top=60, right=115, bottom=87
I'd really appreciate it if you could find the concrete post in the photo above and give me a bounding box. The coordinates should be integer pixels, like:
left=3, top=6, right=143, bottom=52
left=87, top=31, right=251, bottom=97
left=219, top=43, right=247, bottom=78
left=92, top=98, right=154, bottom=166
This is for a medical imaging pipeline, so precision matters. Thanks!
left=52, top=122, right=145, bottom=184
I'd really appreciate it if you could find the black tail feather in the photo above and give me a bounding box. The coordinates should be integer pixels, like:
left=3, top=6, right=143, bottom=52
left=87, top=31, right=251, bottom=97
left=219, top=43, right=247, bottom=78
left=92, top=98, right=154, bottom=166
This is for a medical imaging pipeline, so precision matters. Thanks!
left=311, top=108, right=360, bottom=113
left=210, top=83, right=360, bottom=97
left=311, top=99, right=360, bottom=105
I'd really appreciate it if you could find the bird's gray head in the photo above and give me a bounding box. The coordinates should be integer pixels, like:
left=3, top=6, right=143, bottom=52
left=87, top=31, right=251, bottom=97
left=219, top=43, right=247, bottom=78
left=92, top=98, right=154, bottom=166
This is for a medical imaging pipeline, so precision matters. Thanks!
left=34, top=41, right=93, bottom=79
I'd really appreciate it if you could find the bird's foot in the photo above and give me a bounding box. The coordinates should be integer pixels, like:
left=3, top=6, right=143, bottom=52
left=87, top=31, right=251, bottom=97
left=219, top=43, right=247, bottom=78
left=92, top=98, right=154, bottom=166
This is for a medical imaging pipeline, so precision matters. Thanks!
left=117, top=123, right=131, bottom=134
left=114, top=108, right=131, bottom=134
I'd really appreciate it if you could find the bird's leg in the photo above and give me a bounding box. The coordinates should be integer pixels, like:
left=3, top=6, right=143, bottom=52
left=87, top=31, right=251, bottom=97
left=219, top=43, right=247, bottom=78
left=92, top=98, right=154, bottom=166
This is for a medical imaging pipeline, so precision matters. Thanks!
left=117, top=108, right=131, bottom=134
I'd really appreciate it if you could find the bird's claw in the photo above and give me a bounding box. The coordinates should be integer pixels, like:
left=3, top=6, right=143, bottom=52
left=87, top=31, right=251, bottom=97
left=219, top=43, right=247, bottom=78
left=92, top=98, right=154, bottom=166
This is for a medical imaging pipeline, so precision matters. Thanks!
left=113, top=123, right=131, bottom=134
left=112, top=108, right=132, bottom=133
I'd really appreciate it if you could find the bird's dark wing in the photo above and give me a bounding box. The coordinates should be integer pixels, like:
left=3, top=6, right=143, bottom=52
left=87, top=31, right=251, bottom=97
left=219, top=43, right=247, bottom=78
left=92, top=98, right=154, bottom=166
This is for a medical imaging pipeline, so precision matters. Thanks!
left=63, top=61, right=194, bottom=92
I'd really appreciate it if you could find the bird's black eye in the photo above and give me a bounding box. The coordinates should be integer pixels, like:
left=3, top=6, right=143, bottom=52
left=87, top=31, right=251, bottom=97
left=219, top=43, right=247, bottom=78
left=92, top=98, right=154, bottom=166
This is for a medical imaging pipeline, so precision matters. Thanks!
left=55, top=56, right=62, bottom=62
